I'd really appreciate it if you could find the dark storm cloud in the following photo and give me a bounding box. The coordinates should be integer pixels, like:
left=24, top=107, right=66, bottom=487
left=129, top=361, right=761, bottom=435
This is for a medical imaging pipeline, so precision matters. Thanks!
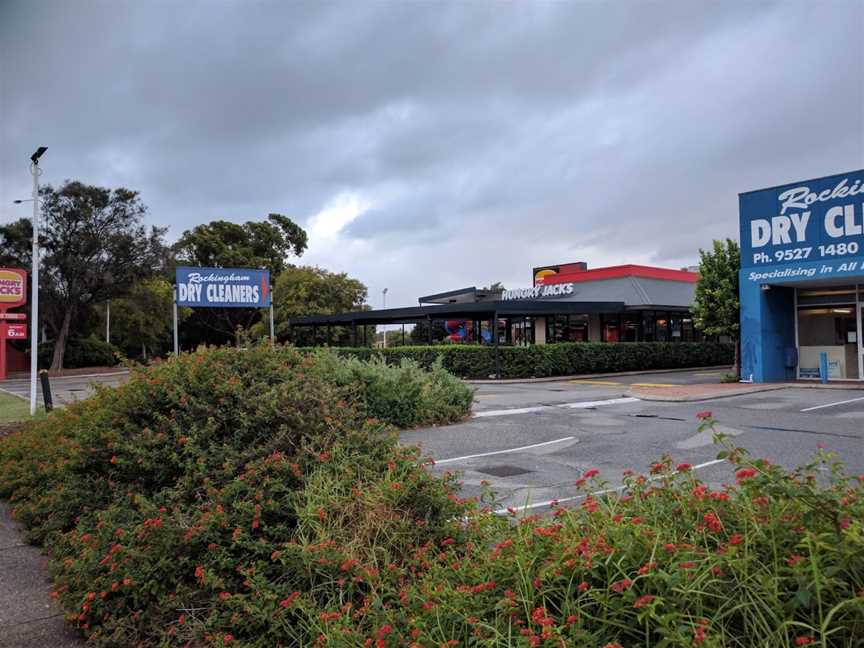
left=2, top=1, right=862, bottom=307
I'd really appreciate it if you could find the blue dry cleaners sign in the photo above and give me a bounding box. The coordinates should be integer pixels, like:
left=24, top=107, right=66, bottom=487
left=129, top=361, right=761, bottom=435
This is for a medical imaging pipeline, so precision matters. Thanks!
left=175, top=267, right=270, bottom=308
left=740, top=169, right=864, bottom=283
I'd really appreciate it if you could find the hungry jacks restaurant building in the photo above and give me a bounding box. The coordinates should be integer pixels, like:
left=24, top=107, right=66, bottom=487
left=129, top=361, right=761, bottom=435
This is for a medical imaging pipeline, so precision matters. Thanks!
left=289, top=262, right=704, bottom=347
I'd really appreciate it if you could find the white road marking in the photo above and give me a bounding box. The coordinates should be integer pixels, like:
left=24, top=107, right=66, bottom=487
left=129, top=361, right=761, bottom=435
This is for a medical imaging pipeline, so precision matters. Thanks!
left=474, top=396, right=639, bottom=418
left=435, top=436, right=577, bottom=465
left=473, top=405, right=547, bottom=417
left=800, top=396, right=864, bottom=412
left=494, top=457, right=728, bottom=515
left=558, top=397, right=640, bottom=409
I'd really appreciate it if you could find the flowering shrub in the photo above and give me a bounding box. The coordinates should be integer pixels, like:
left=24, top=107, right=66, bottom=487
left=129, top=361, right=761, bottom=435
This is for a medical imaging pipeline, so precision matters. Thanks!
left=0, top=343, right=471, bottom=546
left=2, top=355, right=862, bottom=647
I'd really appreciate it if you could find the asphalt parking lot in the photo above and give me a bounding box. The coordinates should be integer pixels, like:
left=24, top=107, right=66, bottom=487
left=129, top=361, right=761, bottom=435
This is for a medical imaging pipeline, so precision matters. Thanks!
left=0, top=371, right=128, bottom=407
left=401, top=370, right=864, bottom=513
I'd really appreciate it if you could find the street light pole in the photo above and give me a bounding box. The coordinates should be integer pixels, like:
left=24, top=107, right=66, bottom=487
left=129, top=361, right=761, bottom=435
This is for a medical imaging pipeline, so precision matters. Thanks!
left=29, top=147, right=46, bottom=416
left=382, top=288, right=388, bottom=348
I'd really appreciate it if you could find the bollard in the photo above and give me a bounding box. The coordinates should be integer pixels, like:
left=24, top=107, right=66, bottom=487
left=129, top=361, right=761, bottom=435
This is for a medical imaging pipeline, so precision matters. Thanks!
left=39, top=370, right=53, bottom=412
left=819, top=352, right=829, bottom=385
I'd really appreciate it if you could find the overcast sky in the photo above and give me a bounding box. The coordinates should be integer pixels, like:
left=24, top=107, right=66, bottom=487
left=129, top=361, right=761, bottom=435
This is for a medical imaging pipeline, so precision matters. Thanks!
left=2, top=1, right=862, bottom=308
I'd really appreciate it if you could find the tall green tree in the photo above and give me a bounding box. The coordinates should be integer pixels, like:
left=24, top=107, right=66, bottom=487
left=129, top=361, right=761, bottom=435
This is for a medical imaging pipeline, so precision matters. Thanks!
left=0, top=181, right=167, bottom=370
left=95, top=278, right=190, bottom=360
left=692, top=238, right=741, bottom=376
left=172, top=214, right=308, bottom=346
left=254, top=265, right=369, bottom=345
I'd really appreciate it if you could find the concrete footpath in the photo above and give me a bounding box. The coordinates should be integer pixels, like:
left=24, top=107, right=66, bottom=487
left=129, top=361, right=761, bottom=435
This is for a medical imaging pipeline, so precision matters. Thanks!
left=0, top=502, right=81, bottom=647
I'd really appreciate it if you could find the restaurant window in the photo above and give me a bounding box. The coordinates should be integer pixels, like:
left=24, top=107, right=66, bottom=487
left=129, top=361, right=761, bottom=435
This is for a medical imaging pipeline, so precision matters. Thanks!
left=641, top=311, right=655, bottom=341
left=511, top=318, right=534, bottom=346
left=681, top=316, right=695, bottom=342
left=670, top=313, right=683, bottom=342
left=654, top=312, right=669, bottom=341
left=622, top=313, right=640, bottom=342
left=567, top=315, right=589, bottom=341
left=602, top=314, right=620, bottom=342
left=547, top=315, right=589, bottom=342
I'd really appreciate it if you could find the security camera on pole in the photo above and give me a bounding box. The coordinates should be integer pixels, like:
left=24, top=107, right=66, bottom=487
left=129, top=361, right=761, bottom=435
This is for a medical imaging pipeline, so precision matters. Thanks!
left=28, top=147, right=47, bottom=416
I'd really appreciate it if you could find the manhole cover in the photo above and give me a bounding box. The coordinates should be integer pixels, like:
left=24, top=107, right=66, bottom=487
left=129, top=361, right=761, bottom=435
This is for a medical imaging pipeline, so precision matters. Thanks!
left=475, top=464, right=533, bottom=478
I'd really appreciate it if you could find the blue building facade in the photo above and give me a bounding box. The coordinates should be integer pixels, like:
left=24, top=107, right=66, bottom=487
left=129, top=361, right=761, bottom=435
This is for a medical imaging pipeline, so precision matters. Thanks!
left=739, top=169, right=864, bottom=382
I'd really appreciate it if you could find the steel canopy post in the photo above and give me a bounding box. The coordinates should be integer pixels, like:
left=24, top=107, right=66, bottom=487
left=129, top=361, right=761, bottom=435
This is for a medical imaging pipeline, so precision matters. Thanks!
left=173, top=286, right=179, bottom=355
left=493, top=310, right=501, bottom=379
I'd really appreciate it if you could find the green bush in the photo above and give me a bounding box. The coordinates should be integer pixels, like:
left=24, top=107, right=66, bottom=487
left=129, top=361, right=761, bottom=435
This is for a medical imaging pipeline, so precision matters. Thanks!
left=309, top=341, right=735, bottom=379
left=0, top=345, right=471, bottom=545
left=4, top=346, right=861, bottom=647
left=307, top=351, right=474, bottom=427
left=0, top=343, right=472, bottom=646
left=38, top=336, right=120, bottom=369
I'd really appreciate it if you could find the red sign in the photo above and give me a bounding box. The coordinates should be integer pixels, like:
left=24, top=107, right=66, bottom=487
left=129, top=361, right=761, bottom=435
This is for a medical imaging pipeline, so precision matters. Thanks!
left=0, top=312, right=26, bottom=320
left=4, top=323, right=27, bottom=340
left=0, top=268, right=27, bottom=308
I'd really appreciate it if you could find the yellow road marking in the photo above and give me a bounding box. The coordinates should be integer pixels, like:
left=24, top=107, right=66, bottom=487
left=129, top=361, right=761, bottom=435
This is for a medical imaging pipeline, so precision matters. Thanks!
left=631, top=382, right=677, bottom=388
left=569, top=380, right=622, bottom=385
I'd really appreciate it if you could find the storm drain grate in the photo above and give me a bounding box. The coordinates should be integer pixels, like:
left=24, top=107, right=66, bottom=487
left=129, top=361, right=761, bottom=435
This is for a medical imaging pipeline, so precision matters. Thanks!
left=475, top=464, right=533, bottom=478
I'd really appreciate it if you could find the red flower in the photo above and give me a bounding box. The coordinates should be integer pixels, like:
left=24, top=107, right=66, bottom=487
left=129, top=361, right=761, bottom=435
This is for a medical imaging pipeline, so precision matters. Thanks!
left=577, top=581, right=589, bottom=592
left=786, top=554, right=803, bottom=567
left=633, top=594, right=656, bottom=608
left=583, top=469, right=600, bottom=479
left=795, top=637, right=813, bottom=646
left=735, top=467, right=757, bottom=483
left=696, top=410, right=712, bottom=420
left=610, top=578, right=632, bottom=593
left=279, top=592, right=300, bottom=607
left=223, top=635, right=233, bottom=644
left=676, top=463, right=692, bottom=472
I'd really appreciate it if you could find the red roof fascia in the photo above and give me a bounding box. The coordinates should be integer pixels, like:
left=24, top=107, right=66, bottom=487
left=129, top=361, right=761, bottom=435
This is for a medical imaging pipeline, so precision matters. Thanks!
left=540, top=264, right=699, bottom=285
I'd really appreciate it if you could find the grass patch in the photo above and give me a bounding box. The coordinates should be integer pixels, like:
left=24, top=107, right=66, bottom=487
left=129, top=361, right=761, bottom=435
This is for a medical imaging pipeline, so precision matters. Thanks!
left=0, top=392, right=39, bottom=425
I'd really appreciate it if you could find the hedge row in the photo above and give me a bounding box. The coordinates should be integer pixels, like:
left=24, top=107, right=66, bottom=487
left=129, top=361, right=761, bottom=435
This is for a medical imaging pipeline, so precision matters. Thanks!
left=305, top=342, right=734, bottom=379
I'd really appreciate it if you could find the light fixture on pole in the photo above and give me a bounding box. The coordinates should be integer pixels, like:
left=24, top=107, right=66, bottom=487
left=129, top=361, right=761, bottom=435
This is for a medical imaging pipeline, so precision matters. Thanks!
left=382, top=288, right=388, bottom=348
left=29, top=147, right=47, bottom=416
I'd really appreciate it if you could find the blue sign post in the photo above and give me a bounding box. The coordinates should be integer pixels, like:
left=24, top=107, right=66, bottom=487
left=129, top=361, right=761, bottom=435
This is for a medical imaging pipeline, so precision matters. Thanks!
left=739, top=169, right=864, bottom=382
left=173, top=267, right=273, bottom=354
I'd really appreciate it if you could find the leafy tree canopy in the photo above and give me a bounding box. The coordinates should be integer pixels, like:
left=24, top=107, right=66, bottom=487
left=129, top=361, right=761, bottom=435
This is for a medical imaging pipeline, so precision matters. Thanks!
left=0, top=181, right=168, bottom=370
left=173, top=213, right=307, bottom=274
left=172, top=214, right=308, bottom=346
left=96, top=278, right=191, bottom=359
left=250, top=265, right=368, bottom=344
left=692, top=238, right=741, bottom=339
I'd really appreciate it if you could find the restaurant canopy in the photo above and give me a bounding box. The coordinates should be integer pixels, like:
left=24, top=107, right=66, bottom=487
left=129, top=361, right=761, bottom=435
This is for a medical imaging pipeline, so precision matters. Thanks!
left=288, top=299, right=625, bottom=327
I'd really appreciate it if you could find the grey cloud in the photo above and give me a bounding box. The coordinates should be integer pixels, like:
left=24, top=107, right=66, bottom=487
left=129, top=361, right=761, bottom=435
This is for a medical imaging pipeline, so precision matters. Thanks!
left=2, top=0, right=862, bottom=307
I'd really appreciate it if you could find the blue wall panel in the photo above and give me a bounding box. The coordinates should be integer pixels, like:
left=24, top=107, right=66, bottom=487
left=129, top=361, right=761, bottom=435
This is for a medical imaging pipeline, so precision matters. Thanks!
left=739, top=169, right=864, bottom=382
